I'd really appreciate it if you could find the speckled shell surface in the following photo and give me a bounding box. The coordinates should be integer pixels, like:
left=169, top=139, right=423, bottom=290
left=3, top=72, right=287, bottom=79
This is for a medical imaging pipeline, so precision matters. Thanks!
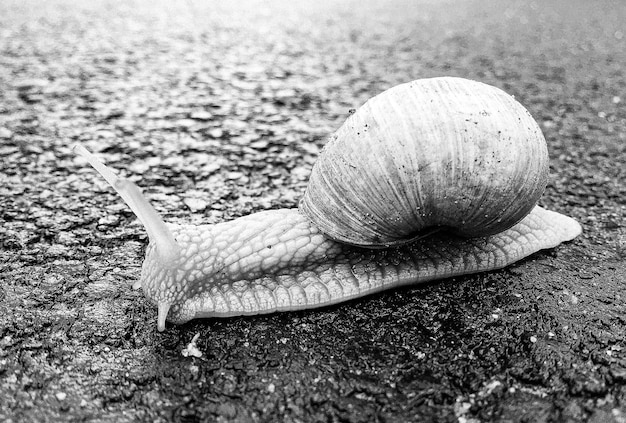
left=299, top=77, right=549, bottom=247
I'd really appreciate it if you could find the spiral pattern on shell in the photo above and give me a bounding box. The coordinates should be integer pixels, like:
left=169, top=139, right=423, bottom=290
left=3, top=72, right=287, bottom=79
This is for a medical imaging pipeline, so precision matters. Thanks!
left=299, top=77, right=549, bottom=247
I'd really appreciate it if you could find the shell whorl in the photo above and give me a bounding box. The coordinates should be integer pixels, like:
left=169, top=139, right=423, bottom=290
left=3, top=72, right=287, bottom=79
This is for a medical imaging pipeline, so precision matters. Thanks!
left=299, top=77, right=549, bottom=247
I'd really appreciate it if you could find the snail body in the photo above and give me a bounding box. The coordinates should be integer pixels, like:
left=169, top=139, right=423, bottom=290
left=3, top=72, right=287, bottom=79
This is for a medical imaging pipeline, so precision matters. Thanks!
left=74, top=77, right=582, bottom=332
left=141, top=207, right=579, bottom=329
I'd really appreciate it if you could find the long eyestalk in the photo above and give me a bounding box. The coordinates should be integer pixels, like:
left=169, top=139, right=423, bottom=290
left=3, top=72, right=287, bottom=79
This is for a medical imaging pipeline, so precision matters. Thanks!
left=73, top=144, right=180, bottom=264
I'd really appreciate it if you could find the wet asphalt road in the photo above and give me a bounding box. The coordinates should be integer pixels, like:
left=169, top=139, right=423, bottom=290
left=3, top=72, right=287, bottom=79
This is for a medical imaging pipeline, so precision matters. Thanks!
left=0, top=0, right=625, bottom=421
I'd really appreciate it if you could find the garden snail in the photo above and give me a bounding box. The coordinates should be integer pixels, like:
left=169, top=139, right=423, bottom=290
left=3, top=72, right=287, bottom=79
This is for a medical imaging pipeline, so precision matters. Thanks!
left=74, top=77, right=582, bottom=332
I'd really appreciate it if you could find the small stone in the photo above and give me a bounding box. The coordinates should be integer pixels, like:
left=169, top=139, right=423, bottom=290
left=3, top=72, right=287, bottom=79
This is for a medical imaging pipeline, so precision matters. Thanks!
left=56, top=392, right=67, bottom=401
left=190, top=111, right=213, bottom=120
left=208, top=128, right=224, bottom=138
left=98, top=215, right=119, bottom=226
left=225, top=171, right=244, bottom=181
left=274, top=89, right=296, bottom=101
left=183, top=198, right=208, bottom=212
left=0, top=127, right=12, bottom=139
left=250, top=140, right=269, bottom=149
left=291, top=167, right=310, bottom=181
left=177, top=118, right=197, bottom=128
left=181, top=333, right=203, bottom=358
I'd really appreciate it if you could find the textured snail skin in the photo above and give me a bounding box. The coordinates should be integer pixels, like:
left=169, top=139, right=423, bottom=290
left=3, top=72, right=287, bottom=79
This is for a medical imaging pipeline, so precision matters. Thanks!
left=139, top=205, right=581, bottom=330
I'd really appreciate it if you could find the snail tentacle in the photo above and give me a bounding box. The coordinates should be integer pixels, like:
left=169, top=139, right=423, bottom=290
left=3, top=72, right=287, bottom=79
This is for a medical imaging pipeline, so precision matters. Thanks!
left=73, top=144, right=180, bottom=263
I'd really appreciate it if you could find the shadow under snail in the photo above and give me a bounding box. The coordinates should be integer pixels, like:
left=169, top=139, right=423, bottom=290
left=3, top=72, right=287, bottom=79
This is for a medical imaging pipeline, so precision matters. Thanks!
left=74, top=76, right=582, bottom=332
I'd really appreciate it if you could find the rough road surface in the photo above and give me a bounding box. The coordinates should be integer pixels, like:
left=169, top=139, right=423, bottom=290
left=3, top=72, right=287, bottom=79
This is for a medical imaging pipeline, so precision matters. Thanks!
left=1, top=0, right=625, bottom=422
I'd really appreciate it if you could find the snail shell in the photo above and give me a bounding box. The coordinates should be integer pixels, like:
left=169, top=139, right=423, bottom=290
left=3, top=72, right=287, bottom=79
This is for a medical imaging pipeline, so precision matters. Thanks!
left=300, top=77, right=549, bottom=247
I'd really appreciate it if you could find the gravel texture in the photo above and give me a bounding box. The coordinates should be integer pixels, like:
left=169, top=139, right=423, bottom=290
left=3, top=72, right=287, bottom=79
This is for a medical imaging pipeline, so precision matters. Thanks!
left=1, top=0, right=625, bottom=422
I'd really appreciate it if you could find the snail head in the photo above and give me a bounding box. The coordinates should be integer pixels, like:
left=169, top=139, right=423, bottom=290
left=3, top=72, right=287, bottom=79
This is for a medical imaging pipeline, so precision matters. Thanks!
left=73, top=144, right=186, bottom=330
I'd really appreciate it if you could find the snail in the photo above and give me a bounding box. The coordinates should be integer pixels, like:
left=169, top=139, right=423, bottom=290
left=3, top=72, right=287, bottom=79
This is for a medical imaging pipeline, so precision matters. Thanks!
left=74, top=77, right=582, bottom=332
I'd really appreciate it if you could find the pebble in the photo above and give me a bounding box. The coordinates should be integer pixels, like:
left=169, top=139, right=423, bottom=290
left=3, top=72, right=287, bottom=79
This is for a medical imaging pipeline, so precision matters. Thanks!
left=190, top=111, right=213, bottom=120
left=226, top=171, right=244, bottom=181
left=181, top=333, right=203, bottom=358
left=183, top=197, right=209, bottom=212
left=177, top=119, right=197, bottom=128
left=208, top=128, right=224, bottom=138
left=0, top=127, right=12, bottom=139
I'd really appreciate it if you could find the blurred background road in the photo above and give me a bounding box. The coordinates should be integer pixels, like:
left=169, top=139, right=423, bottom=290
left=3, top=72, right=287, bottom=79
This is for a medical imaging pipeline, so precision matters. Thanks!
left=0, top=0, right=625, bottom=421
